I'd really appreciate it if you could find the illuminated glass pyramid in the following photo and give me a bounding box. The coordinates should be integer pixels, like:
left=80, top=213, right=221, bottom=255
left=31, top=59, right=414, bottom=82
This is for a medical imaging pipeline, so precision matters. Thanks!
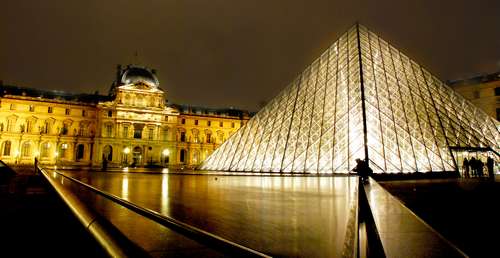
left=201, top=24, right=499, bottom=173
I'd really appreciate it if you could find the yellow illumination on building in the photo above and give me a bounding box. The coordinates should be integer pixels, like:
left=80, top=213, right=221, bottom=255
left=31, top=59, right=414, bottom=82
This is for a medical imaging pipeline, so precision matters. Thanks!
left=0, top=65, right=250, bottom=168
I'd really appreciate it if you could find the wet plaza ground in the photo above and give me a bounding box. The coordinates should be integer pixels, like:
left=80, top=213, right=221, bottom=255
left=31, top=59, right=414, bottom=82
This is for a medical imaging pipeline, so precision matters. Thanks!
left=3, top=166, right=497, bottom=257
left=59, top=169, right=359, bottom=257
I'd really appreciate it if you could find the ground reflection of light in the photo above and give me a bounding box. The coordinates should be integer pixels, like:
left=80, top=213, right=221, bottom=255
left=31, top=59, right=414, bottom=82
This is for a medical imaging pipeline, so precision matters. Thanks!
left=122, top=176, right=129, bottom=200
left=161, top=168, right=169, bottom=174
left=161, top=175, right=169, bottom=215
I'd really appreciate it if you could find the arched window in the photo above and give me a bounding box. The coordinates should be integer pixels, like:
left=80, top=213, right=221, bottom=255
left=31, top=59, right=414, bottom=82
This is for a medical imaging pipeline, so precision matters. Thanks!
left=180, top=149, right=186, bottom=163
left=21, top=142, right=31, bottom=157
left=103, top=145, right=113, bottom=161
left=76, top=144, right=85, bottom=160
left=41, top=142, right=51, bottom=158
left=2, top=141, right=12, bottom=156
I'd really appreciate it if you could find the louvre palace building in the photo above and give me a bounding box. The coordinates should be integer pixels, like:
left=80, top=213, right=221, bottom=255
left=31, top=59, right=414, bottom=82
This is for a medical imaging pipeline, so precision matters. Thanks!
left=0, top=65, right=250, bottom=168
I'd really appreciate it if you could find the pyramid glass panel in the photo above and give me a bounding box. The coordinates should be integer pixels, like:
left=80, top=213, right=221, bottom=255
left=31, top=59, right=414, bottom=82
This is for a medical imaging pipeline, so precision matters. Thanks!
left=200, top=24, right=500, bottom=173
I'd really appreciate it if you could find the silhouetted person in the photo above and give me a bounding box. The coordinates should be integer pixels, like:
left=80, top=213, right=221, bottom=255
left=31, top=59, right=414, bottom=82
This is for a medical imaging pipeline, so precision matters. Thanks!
left=477, top=159, right=484, bottom=178
left=352, top=158, right=372, bottom=182
left=469, top=157, right=477, bottom=177
left=102, top=154, right=108, bottom=171
left=487, top=156, right=495, bottom=180
left=462, top=158, right=470, bottom=178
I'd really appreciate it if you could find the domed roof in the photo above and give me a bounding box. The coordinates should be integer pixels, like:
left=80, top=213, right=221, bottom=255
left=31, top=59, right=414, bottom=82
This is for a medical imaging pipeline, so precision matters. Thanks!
left=120, top=66, right=159, bottom=88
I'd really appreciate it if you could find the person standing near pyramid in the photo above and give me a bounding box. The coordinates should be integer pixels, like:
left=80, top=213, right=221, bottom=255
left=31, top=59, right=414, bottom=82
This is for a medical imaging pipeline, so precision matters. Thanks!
left=462, top=158, right=470, bottom=178
left=352, top=159, right=372, bottom=182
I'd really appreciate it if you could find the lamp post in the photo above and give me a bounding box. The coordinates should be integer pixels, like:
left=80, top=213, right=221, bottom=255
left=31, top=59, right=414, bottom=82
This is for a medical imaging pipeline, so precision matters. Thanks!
left=162, top=149, right=169, bottom=167
left=123, top=147, right=130, bottom=167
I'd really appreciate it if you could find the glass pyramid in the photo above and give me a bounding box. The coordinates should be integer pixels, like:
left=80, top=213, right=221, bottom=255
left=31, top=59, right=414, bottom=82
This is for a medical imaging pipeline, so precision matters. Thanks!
left=201, top=24, right=500, bottom=173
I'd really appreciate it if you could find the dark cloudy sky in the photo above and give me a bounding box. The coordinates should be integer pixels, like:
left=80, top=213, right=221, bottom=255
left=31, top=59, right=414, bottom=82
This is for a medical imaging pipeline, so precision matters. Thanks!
left=1, top=0, right=499, bottom=111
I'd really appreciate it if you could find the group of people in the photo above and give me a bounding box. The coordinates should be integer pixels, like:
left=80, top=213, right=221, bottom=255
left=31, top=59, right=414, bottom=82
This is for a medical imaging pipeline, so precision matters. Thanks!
left=462, top=156, right=495, bottom=179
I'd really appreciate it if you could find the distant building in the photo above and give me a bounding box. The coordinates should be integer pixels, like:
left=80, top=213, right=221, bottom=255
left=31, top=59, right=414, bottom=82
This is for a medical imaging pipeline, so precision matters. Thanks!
left=0, top=65, right=250, bottom=168
left=448, top=71, right=500, bottom=121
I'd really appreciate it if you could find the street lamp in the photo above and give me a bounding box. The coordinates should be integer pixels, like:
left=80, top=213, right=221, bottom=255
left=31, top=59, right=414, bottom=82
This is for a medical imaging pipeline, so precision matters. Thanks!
left=14, top=150, right=20, bottom=165
left=123, top=147, right=130, bottom=166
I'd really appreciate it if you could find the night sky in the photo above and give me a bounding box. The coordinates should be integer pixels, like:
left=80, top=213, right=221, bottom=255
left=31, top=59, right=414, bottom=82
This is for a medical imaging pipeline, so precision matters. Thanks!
left=1, top=1, right=499, bottom=111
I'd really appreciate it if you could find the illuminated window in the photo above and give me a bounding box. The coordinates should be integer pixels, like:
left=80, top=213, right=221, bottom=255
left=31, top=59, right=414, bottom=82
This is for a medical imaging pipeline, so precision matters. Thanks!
left=123, top=125, right=129, bottom=138
left=26, top=120, right=33, bottom=133
left=21, top=142, right=31, bottom=157
left=219, top=121, right=223, bottom=127
left=148, top=128, right=154, bottom=140
left=65, top=109, right=70, bottom=115
left=9, top=104, right=16, bottom=110
left=60, top=143, right=68, bottom=158
left=180, top=132, right=186, bottom=142
left=29, top=105, right=35, bottom=112
left=2, top=141, right=11, bottom=156
left=48, top=107, right=53, bottom=113
left=206, top=133, right=212, bottom=143
left=162, top=128, right=168, bottom=141
left=43, top=121, right=51, bottom=134
left=181, top=118, right=185, bottom=124
left=134, top=127, right=142, bottom=139
left=6, top=120, right=14, bottom=132
left=207, top=121, right=211, bottom=126
left=105, top=124, right=113, bottom=137
left=78, top=124, right=86, bottom=136
left=41, top=142, right=50, bottom=158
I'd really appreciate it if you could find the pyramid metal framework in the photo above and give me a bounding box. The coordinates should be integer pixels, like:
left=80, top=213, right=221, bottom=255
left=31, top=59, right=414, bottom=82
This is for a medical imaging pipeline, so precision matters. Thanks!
left=201, top=24, right=499, bottom=173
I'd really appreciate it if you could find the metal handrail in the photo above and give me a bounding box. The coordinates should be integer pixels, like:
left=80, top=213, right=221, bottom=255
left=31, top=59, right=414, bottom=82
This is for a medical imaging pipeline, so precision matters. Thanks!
left=38, top=165, right=270, bottom=258
left=36, top=165, right=148, bottom=257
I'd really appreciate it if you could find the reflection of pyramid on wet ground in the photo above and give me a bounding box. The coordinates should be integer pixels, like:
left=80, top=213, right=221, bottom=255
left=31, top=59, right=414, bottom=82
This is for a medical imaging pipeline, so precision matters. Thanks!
left=201, top=24, right=499, bottom=173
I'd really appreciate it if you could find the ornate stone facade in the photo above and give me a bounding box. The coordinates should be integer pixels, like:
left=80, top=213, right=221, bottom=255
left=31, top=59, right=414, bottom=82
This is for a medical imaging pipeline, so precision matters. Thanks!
left=0, top=65, right=250, bottom=168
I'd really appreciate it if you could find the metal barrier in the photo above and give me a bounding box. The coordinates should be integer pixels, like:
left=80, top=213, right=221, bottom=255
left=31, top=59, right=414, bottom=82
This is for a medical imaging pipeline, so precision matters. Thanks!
left=36, top=165, right=270, bottom=258
left=357, top=177, right=386, bottom=258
